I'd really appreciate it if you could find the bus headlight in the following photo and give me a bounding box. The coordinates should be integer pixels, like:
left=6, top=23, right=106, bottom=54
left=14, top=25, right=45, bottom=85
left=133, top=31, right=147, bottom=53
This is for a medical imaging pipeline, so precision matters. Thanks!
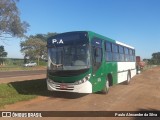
left=47, top=79, right=54, bottom=83
left=74, top=74, right=91, bottom=85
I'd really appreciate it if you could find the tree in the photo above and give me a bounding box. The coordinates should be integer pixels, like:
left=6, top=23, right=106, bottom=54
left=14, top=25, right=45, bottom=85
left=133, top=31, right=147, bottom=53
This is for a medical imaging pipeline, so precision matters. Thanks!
left=0, top=46, right=7, bottom=65
left=152, top=52, right=160, bottom=60
left=0, top=0, right=29, bottom=40
left=20, top=33, right=57, bottom=65
left=151, top=52, right=160, bottom=64
left=20, top=38, right=46, bottom=65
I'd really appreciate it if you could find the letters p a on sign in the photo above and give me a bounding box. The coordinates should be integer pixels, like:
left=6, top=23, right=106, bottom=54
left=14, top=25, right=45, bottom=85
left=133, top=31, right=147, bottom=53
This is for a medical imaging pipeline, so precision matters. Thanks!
left=52, top=39, right=57, bottom=44
left=52, top=39, right=64, bottom=44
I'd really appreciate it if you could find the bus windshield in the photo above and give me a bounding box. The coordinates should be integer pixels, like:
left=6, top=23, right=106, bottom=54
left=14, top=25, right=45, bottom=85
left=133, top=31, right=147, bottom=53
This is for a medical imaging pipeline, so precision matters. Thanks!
left=48, top=44, right=90, bottom=70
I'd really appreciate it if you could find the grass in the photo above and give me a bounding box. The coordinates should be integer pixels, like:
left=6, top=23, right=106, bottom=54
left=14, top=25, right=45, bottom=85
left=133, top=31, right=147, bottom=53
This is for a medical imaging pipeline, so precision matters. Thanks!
left=0, top=79, right=51, bottom=109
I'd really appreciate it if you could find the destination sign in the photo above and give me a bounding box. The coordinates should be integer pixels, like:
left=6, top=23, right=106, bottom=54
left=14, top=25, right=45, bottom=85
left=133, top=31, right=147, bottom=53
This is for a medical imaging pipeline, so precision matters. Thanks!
left=47, top=32, right=88, bottom=47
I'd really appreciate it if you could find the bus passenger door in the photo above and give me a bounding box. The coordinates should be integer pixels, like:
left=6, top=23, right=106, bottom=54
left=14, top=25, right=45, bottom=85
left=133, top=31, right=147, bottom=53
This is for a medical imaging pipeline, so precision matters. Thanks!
left=91, top=39, right=104, bottom=92
left=92, top=47, right=102, bottom=72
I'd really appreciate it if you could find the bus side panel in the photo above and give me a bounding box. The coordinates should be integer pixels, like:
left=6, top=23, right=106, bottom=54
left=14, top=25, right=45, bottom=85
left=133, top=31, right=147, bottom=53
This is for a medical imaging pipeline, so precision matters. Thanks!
left=104, top=62, right=118, bottom=85
left=90, top=65, right=106, bottom=93
left=117, top=62, right=136, bottom=83
left=91, top=61, right=118, bottom=92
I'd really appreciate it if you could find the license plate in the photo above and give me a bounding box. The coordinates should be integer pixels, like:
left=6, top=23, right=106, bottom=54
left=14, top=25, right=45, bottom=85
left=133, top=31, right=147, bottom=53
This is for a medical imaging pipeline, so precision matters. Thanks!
left=60, top=84, right=68, bottom=89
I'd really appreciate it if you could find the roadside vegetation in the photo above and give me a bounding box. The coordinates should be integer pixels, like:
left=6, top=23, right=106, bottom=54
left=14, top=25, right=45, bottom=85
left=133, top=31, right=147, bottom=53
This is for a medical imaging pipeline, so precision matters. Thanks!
left=0, top=79, right=50, bottom=109
left=0, top=58, right=47, bottom=71
left=139, top=52, right=160, bottom=72
left=143, top=52, right=160, bottom=65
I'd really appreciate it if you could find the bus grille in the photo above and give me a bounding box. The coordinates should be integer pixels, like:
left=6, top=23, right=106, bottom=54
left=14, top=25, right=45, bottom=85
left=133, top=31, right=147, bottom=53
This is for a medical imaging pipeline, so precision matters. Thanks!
left=48, top=80, right=75, bottom=91
left=55, top=84, right=74, bottom=90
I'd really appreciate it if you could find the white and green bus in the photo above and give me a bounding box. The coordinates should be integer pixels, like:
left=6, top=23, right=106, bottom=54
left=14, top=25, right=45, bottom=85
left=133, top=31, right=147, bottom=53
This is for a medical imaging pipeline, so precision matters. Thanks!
left=47, top=31, right=136, bottom=94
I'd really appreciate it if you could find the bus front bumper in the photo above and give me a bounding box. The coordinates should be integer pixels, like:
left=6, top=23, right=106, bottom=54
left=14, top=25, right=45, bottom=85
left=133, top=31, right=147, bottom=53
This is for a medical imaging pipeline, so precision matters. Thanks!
left=47, top=79, right=92, bottom=93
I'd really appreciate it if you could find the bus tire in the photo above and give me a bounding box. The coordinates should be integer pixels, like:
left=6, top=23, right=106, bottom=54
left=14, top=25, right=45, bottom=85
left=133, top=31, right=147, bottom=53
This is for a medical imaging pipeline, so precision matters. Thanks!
left=125, top=71, right=131, bottom=85
left=101, top=79, right=109, bottom=94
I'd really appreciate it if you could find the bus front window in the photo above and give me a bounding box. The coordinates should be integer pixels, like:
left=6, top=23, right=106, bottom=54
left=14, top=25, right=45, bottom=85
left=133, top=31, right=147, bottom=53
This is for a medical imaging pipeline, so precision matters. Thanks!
left=48, top=44, right=90, bottom=70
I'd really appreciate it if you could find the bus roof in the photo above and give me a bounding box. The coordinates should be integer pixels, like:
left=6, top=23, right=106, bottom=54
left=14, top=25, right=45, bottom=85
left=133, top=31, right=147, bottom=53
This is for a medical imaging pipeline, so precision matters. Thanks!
left=49, top=31, right=135, bottom=49
left=116, top=41, right=134, bottom=49
left=87, top=31, right=135, bottom=49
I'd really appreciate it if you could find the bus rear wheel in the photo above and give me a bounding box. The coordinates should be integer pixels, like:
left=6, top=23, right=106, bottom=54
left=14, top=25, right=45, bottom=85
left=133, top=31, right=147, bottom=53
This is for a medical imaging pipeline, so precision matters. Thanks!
left=125, top=71, right=131, bottom=85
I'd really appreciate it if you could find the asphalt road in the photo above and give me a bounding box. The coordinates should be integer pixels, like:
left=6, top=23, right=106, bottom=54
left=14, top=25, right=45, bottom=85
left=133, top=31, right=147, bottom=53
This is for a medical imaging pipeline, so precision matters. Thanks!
left=0, top=70, right=46, bottom=78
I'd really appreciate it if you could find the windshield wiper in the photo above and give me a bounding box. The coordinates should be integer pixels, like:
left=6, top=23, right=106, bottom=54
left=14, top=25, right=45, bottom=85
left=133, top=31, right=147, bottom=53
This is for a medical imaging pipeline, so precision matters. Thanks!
left=49, top=57, right=63, bottom=68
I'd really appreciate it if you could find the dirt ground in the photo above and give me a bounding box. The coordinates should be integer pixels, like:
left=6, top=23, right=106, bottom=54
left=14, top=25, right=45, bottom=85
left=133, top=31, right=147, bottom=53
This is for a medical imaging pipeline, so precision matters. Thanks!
left=0, top=67, right=160, bottom=120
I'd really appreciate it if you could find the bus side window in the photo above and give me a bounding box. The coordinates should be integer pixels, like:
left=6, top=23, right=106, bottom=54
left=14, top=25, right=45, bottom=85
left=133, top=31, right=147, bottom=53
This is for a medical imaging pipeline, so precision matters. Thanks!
left=95, top=47, right=102, bottom=62
left=124, top=47, right=129, bottom=62
left=131, top=49, right=135, bottom=62
left=133, top=50, right=135, bottom=61
left=112, top=44, right=119, bottom=61
left=105, top=41, right=112, bottom=61
left=119, top=45, right=124, bottom=62
left=129, top=49, right=132, bottom=62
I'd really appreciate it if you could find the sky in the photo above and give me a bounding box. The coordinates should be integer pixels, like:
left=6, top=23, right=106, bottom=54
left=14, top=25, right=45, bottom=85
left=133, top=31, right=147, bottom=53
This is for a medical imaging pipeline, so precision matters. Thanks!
left=1, top=0, right=160, bottom=59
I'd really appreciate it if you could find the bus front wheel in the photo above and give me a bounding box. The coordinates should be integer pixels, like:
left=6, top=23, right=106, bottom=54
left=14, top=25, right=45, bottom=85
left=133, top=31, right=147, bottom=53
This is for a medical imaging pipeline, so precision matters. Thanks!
left=101, top=79, right=109, bottom=94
